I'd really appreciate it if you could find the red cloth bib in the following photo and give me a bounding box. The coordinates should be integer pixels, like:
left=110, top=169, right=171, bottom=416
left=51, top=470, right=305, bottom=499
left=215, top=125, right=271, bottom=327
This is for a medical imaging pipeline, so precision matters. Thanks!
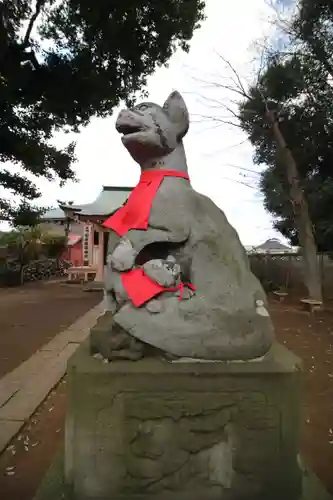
left=103, top=169, right=195, bottom=307
left=103, top=169, right=189, bottom=235
left=121, top=268, right=196, bottom=307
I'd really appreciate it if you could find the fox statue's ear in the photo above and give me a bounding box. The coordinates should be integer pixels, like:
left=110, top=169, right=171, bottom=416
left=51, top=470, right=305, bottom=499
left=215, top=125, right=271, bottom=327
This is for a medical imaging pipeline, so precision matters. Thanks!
left=163, top=91, right=189, bottom=140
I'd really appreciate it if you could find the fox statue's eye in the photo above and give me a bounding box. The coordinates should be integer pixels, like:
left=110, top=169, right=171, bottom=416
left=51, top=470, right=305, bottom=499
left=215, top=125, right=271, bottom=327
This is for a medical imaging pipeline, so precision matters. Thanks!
left=138, top=104, right=148, bottom=112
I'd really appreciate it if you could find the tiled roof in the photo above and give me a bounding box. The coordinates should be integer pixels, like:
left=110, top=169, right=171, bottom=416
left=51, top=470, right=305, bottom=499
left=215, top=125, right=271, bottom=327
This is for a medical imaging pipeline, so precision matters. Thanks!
left=255, top=238, right=291, bottom=251
left=41, top=186, right=132, bottom=220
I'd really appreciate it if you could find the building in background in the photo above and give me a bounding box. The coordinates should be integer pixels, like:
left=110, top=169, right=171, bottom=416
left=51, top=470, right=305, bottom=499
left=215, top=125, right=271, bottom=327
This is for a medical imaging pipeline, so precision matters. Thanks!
left=249, top=238, right=297, bottom=255
left=41, top=186, right=132, bottom=282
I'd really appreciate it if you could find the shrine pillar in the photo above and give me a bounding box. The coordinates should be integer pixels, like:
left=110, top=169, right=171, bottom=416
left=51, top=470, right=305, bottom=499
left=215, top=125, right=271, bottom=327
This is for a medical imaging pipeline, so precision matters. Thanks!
left=82, top=223, right=92, bottom=266
left=94, top=227, right=105, bottom=282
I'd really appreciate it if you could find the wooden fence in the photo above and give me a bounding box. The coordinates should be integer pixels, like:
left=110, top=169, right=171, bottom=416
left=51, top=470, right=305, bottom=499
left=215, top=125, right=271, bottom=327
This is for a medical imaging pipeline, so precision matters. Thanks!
left=249, top=253, right=333, bottom=298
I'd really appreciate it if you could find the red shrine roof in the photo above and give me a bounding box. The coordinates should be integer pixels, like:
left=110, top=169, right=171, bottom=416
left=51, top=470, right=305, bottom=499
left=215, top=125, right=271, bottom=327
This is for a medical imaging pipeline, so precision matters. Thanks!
left=68, top=234, right=82, bottom=246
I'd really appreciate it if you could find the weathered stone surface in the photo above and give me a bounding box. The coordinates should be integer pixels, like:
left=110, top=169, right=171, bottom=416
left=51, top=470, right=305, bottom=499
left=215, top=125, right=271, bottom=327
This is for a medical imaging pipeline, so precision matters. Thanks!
left=90, top=311, right=163, bottom=361
left=110, top=237, right=136, bottom=272
left=32, top=449, right=333, bottom=500
left=143, top=257, right=181, bottom=287
left=100, top=90, right=275, bottom=361
left=65, top=341, right=302, bottom=499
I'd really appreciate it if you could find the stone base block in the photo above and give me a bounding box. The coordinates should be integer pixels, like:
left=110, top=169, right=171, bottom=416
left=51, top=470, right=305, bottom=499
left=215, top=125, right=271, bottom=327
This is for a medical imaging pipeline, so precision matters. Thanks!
left=65, top=341, right=302, bottom=500
left=33, top=451, right=333, bottom=500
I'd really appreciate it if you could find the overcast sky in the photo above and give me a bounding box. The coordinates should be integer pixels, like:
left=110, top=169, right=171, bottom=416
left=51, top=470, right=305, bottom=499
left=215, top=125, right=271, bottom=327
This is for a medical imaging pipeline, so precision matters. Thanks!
left=2, top=0, right=284, bottom=245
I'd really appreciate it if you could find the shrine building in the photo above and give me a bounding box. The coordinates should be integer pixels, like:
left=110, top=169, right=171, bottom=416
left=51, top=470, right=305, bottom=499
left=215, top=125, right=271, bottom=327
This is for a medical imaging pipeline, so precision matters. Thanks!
left=40, top=186, right=132, bottom=282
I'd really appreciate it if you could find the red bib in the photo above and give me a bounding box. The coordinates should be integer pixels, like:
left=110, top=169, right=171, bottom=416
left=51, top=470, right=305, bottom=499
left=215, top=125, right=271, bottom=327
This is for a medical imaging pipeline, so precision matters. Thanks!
left=103, top=169, right=189, bottom=235
left=103, top=169, right=195, bottom=307
left=121, top=268, right=196, bottom=307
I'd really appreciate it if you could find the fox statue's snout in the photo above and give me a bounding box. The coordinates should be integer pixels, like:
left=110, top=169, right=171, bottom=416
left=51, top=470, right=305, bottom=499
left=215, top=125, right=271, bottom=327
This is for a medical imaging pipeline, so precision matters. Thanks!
left=115, top=91, right=190, bottom=165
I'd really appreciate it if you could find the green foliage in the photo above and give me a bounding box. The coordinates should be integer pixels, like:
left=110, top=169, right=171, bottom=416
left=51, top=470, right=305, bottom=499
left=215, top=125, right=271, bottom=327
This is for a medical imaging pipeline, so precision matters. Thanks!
left=9, top=201, right=47, bottom=227
left=0, top=230, right=21, bottom=247
left=0, top=0, right=205, bottom=223
left=295, top=0, right=333, bottom=76
left=238, top=1, right=333, bottom=251
left=0, top=226, right=66, bottom=261
left=42, top=233, right=66, bottom=258
left=0, top=226, right=42, bottom=263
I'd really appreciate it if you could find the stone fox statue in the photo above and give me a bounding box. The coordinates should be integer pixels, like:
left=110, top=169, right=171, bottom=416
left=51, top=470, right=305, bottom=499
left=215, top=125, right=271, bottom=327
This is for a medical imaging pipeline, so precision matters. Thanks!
left=92, top=91, right=274, bottom=361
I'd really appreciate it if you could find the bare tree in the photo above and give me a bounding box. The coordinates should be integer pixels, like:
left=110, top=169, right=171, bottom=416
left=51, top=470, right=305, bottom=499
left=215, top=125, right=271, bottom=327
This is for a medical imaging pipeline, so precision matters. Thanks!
left=192, top=54, right=322, bottom=301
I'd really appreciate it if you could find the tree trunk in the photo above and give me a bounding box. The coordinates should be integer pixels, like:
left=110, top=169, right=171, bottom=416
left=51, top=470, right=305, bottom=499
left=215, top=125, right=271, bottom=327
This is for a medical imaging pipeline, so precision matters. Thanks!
left=269, top=115, right=322, bottom=301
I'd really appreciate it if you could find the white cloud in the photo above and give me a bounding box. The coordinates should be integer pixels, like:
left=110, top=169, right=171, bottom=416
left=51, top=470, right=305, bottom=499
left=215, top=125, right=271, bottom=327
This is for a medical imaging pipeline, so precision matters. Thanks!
left=1, top=0, right=282, bottom=245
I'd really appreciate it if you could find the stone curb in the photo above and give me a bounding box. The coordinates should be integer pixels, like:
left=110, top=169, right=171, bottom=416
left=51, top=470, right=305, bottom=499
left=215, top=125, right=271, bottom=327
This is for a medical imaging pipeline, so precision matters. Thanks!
left=0, top=301, right=104, bottom=454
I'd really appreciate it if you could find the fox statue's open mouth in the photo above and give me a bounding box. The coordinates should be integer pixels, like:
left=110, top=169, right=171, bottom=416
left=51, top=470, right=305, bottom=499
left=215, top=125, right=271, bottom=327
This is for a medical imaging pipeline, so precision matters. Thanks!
left=116, top=123, right=144, bottom=136
left=115, top=101, right=184, bottom=162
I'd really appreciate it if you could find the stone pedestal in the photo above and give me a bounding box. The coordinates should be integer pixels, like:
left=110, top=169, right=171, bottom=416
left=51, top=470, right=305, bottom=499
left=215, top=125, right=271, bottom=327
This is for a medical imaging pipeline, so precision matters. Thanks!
left=65, top=341, right=302, bottom=500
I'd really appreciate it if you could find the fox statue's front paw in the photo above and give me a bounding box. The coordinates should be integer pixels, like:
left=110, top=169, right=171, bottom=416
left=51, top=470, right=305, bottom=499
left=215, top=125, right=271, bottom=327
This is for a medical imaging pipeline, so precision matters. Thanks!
left=109, top=237, right=136, bottom=272
left=143, top=256, right=181, bottom=288
left=145, top=298, right=164, bottom=314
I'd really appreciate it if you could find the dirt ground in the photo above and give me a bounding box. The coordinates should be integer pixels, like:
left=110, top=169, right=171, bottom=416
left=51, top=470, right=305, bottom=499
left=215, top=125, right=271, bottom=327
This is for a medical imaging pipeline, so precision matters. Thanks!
left=0, top=281, right=103, bottom=377
left=0, top=378, right=67, bottom=500
left=0, top=295, right=333, bottom=499
left=269, top=295, right=333, bottom=495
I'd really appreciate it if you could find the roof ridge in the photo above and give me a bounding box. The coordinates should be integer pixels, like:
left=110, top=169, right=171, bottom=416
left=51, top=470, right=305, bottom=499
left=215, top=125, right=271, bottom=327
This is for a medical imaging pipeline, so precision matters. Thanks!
left=102, top=186, right=133, bottom=191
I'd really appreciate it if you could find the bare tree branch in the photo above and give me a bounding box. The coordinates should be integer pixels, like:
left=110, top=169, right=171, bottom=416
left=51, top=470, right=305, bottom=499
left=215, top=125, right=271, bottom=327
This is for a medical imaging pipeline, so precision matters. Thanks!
left=23, top=0, right=46, bottom=47
left=191, top=122, right=230, bottom=135
left=202, top=139, right=250, bottom=156
left=221, top=163, right=261, bottom=176
left=191, top=113, right=244, bottom=129
left=221, top=176, right=257, bottom=190
left=191, top=75, right=250, bottom=99
left=214, top=51, right=249, bottom=97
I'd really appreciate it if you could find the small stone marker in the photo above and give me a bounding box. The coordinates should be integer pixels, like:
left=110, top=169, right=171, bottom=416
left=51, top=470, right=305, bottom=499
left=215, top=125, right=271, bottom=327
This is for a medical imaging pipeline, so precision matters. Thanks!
left=300, top=298, right=323, bottom=313
left=273, top=290, right=288, bottom=302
